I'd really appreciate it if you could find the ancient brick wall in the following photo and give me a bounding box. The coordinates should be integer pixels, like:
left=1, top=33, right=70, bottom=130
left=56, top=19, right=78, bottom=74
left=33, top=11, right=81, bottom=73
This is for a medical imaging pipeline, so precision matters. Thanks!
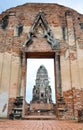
left=0, top=3, right=83, bottom=119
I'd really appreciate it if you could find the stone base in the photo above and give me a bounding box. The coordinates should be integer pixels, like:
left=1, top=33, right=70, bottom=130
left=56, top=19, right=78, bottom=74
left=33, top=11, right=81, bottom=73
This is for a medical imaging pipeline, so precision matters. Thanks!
left=29, top=102, right=54, bottom=115
left=30, top=102, right=53, bottom=111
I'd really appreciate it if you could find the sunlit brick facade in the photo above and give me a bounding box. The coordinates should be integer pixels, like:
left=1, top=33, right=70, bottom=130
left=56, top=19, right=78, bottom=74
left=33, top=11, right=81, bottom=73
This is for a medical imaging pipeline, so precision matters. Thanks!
left=0, top=3, right=83, bottom=119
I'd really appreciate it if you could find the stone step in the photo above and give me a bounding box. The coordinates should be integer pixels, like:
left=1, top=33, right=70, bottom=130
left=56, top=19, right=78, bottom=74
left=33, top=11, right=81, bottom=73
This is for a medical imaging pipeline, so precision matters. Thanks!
left=23, top=115, right=56, bottom=120
left=12, top=108, right=23, bottom=110
left=9, top=113, right=22, bottom=119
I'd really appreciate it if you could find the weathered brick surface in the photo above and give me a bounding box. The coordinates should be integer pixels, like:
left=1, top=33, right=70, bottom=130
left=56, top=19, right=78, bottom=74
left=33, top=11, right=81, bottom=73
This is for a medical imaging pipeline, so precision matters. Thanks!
left=0, top=3, right=83, bottom=119
left=8, top=98, right=15, bottom=117
left=63, top=88, right=83, bottom=119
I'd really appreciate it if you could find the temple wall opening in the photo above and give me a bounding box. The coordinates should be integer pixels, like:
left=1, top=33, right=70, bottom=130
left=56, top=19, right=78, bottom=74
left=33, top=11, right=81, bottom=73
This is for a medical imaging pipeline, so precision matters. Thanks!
left=0, top=3, right=83, bottom=119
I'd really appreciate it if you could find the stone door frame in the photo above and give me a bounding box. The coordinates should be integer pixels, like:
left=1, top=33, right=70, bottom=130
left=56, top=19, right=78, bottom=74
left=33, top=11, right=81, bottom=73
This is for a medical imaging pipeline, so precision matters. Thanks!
left=21, top=51, right=62, bottom=118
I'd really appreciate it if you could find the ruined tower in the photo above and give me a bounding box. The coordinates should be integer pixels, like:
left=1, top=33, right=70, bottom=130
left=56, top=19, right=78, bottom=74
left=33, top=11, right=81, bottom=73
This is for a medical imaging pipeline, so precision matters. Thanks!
left=31, top=65, right=52, bottom=104
left=29, top=65, right=54, bottom=115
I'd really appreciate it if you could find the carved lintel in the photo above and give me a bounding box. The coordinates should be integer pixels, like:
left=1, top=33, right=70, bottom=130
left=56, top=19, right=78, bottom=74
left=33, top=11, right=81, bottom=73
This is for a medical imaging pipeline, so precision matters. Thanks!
left=23, top=11, right=60, bottom=50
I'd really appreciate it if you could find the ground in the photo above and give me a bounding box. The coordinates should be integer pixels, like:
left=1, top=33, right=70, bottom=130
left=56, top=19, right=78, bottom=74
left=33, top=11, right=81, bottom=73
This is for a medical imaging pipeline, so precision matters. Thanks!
left=0, top=119, right=83, bottom=130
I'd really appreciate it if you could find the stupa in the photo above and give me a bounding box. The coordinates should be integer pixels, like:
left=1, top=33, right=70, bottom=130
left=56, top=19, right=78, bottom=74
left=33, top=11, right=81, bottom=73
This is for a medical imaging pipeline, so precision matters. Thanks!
left=30, top=65, right=54, bottom=115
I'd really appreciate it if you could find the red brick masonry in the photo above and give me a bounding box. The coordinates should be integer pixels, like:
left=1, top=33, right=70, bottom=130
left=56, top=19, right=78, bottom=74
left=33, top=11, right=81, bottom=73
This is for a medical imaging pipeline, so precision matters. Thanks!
left=0, top=120, right=83, bottom=130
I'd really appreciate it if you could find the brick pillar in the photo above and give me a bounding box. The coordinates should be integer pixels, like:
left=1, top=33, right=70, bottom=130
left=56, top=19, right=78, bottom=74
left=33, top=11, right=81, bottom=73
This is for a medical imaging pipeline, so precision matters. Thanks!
left=20, top=50, right=26, bottom=117
left=20, top=50, right=26, bottom=97
left=65, top=11, right=75, bottom=46
left=55, top=52, right=62, bottom=97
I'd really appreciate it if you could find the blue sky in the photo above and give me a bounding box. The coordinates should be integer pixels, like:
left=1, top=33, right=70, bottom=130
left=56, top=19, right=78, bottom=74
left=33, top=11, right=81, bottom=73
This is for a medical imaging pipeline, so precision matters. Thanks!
left=0, top=0, right=83, bottom=14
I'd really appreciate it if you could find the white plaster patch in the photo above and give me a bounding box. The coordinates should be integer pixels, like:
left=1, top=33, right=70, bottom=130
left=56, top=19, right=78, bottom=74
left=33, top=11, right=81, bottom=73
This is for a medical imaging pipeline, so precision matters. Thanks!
left=23, top=26, right=30, bottom=33
left=0, top=92, right=8, bottom=118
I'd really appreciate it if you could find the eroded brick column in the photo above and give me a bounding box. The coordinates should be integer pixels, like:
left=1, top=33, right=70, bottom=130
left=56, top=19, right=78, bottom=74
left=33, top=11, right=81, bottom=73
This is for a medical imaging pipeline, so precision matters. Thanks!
left=20, top=50, right=26, bottom=117
left=55, top=52, right=62, bottom=97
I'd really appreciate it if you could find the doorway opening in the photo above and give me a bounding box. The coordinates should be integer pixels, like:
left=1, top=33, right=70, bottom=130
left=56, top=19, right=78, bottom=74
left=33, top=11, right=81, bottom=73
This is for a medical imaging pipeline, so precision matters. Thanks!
left=24, top=52, right=56, bottom=116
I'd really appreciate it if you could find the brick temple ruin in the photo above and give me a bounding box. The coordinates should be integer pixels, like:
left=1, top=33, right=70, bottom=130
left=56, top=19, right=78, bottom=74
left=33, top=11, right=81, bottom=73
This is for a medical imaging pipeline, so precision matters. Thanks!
left=30, top=65, right=54, bottom=116
left=0, top=3, right=83, bottom=120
